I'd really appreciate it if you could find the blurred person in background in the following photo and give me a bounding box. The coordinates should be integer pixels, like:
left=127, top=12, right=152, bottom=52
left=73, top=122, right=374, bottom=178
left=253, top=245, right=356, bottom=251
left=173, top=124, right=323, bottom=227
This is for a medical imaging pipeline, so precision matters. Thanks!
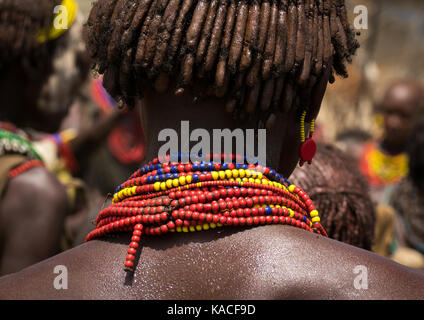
left=335, top=129, right=371, bottom=163
left=388, top=120, right=424, bottom=269
left=359, top=79, right=424, bottom=205
left=0, top=0, right=81, bottom=275
left=291, top=143, right=375, bottom=250
left=334, top=128, right=398, bottom=258
left=0, top=0, right=126, bottom=274
left=355, top=80, right=424, bottom=261
left=81, top=77, right=146, bottom=196
left=69, top=77, right=146, bottom=245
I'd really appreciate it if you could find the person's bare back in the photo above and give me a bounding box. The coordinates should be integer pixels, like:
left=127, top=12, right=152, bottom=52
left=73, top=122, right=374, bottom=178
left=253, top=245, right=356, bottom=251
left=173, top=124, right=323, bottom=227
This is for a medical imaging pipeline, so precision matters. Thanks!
left=1, top=225, right=423, bottom=299
left=2, top=0, right=422, bottom=301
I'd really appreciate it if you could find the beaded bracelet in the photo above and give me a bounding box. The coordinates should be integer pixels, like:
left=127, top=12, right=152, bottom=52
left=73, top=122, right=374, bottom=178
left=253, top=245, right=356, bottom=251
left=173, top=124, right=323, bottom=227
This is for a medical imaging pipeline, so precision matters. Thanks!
left=86, top=155, right=328, bottom=273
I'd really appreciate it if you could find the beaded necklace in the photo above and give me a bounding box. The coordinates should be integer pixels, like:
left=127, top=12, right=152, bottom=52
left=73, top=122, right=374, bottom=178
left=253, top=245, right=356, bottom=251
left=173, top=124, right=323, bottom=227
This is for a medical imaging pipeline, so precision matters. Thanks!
left=0, top=123, right=45, bottom=178
left=360, top=141, right=408, bottom=187
left=8, top=160, right=45, bottom=179
left=0, top=127, right=42, bottom=161
left=86, top=154, right=327, bottom=272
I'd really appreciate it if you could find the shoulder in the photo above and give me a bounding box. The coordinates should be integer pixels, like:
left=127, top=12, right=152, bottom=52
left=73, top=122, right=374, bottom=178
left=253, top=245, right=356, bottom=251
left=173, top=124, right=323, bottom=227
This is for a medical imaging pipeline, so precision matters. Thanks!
left=8, top=166, right=65, bottom=195
left=2, top=166, right=67, bottom=209
left=0, top=166, right=68, bottom=229
left=0, top=239, right=128, bottom=299
left=1, top=226, right=424, bottom=299
left=141, top=226, right=424, bottom=299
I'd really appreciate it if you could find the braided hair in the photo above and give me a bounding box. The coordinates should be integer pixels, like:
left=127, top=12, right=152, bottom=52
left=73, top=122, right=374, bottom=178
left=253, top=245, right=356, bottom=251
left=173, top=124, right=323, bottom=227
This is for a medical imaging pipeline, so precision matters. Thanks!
left=0, top=0, right=62, bottom=73
left=290, top=143, right=375, bottom=250
left=85, top=0, right=358, bottom=123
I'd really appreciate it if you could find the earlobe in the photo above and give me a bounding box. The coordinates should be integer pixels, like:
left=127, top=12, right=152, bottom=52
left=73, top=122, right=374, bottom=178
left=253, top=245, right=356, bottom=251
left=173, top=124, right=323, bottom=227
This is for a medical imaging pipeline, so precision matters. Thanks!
left=306, top=60, right=333, bottom=123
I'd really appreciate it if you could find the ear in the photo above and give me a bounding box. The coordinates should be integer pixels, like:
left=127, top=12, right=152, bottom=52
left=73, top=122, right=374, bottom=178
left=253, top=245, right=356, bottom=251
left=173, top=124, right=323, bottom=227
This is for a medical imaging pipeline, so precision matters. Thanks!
left=306, top=59, right=332, bottom=123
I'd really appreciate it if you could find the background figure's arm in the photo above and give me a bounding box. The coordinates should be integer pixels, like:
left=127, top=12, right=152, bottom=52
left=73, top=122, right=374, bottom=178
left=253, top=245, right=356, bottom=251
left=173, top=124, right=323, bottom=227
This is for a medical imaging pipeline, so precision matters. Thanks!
left=68, top=110, right=126, bottom=170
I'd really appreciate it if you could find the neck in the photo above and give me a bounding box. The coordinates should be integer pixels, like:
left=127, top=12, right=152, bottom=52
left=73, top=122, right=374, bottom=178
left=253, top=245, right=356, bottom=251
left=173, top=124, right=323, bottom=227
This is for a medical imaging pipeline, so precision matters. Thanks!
left=380, top=139, right=406, bottom=156
left=141, top=97, right=237, bottom=165
left=88, top=153, right=327, bottom=272
left=139, top=93, right=290, bottom=173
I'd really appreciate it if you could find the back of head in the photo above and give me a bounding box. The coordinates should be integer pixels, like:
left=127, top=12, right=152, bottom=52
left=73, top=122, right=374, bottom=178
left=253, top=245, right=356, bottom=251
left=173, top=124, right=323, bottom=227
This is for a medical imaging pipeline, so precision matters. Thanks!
left=0, top=0, right=61, bottom=73
left=85, top=0, right=359, bottom=127
left=379, top=79, right=424, bottom=113
left=290, top=143, right=375, bottom=250
left=0, top=0, right=88, bottom=132
left=377, top=79, right=424, bottom=151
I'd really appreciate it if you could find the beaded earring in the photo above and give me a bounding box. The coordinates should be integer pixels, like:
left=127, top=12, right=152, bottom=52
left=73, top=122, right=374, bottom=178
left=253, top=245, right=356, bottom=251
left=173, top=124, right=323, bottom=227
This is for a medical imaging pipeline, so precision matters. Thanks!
left=299, top=111, right=317, bottom=167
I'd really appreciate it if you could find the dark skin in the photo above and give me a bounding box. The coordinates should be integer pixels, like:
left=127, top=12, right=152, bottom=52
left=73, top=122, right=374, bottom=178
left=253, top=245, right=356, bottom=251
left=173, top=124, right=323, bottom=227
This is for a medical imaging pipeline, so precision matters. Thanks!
left=0, top=37, right=77, bottom=134
left=379, top=80, right=424, bottom=155
left=367, top=80, right=424, bottom=204
left=69, top=109, right=127, bottom=171
left=0, top=29, right=125, bottom=274
left=1, top=71, right=424, bottom=299
left=0, top=167, right=68, bottom=275
left=0, top=47, right=71, bottom=275
left=1, top=226, right=424, bottom=300
left=0, top=75, right=126, bottom=273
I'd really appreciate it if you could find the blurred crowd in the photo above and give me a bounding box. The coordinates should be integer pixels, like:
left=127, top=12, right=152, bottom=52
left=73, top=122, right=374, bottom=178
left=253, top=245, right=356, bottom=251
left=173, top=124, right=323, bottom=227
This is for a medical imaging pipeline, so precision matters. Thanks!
left=0, top=0, right=423, bottom=277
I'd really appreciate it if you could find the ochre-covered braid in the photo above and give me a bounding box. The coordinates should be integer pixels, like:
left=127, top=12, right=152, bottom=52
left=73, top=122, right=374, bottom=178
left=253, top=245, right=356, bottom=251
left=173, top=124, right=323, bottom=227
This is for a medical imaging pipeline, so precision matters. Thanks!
left=86, top=154, right=327, bottom=272
left=85, top=0, right=359, bottom=121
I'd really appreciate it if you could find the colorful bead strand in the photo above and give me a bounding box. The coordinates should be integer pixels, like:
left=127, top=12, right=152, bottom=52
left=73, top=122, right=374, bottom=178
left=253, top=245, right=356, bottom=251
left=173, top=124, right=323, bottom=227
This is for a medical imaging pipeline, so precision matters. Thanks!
left=8, top=160, right=44, bottom=179
left=85, top=156, right=328, bottom=272
left=299, top=111, right=317, bottom=166
left=300, top=111, right=307, bottom=143
left=0, top=129, right=42, bottom=161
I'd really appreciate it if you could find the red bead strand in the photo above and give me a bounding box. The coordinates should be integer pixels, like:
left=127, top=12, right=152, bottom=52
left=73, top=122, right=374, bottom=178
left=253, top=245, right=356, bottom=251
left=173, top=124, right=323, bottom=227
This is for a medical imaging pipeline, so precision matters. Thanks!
left=8, top=160, right=44, bottom=179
